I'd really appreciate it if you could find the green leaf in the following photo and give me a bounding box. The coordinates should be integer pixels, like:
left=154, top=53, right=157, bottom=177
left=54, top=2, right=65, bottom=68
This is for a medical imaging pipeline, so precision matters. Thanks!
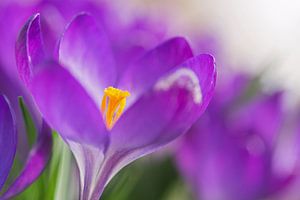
left=18, top=97, right=37, bottom=147
left=101, top=156, right=179, bottom=200
left=44, top=132, right=64, bottom=200
left=163, top=179, right=194, bottom=200
left=52, top=134, right=74, bottom=200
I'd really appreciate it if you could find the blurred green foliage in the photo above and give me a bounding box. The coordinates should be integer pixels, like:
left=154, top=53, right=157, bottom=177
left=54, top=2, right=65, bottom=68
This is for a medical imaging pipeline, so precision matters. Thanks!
left=12, top=132, right=72, bottom=200
left=9, top=99, right=74, bottom=200
left=18, top=97, right=37, bottom=148
left=101, top=152, right=196, bottom=200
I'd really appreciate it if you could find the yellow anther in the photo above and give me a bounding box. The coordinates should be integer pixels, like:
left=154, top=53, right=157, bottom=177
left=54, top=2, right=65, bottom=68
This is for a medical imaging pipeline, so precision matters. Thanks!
left=101, top=86, right=130, bottom=129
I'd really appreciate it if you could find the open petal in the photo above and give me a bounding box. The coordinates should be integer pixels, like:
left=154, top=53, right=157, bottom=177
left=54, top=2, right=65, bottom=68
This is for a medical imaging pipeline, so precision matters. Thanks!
left=1, top=122, right=52, bottom=199
left=118, top=37, right=194, bottom=105
left=0, top=95, right=17, bottom=191
left=89, top=54, right=216, bottom=199
left=111, top=54, right=215, bottom=151
left=15, top=13, right=45, bottom=87
left=30, top=61, right=109, bottom=149
left=59, top=13, right=116, bottom=105
left=68, top=141, right=105, bottom=200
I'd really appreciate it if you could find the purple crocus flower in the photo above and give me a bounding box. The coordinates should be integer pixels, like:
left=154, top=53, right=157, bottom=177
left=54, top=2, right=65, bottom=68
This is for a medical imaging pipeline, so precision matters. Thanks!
left=16, top=12, right=216, bottom=199
left=1, top=1, right=166, bottom=199
left=176, top=74, right=298, bottom=200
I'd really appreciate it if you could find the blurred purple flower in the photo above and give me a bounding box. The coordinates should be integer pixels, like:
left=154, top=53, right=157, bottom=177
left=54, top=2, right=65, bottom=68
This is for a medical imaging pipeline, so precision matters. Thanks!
left=0, top=94, right=52, bottom=200
left=0, top=2, right=54, bottom=198
left=176, top=74, right=299, bottom=200
left=16, top=12, right=216, bottom=199
left=0, top=95, right=16, bottom=193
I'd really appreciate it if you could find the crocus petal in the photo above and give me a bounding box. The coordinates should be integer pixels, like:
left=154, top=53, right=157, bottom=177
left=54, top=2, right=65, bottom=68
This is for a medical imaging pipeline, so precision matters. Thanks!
left=0, top=65, right=29, bottom=144
left=90, top=54, right=216, bottom=199
left=68, top=142, right=104, bottom=200
left=1, top=122, right=52, bottom=199
left=0, top=95, right=16, bottom=191
left=30, top=61, right=109, bottom=149
left=118, top=37, right=194, bottom=105
left=9, top=12, right=45, bottom=138
left=229, top=92, right=283, bottom=148
left=111, top=17, right=166, bottom=78
left=112, top=53, right=215, bottom=153
left=15, top=13, right=45, bottom=87
left=58, top=13, right=116, bottom=105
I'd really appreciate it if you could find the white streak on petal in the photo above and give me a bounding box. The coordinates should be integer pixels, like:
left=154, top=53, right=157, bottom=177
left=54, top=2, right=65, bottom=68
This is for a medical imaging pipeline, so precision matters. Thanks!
left=154, top=68, right=202, bottom=104
left=68, top=141, right=104, bottom=200
left=68, top=141, right=85, bottom=194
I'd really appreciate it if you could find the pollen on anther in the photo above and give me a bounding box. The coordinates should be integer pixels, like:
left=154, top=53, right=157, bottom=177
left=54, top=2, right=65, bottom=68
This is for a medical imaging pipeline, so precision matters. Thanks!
left=101, top=87, right=130, bottom=129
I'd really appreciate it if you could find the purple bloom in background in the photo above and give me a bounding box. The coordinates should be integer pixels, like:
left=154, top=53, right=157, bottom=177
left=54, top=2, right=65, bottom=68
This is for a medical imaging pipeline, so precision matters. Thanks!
left=0, top=2, right=54, bottom=199
left=0, top=95, right=17, bottom=193
left=0, top=62, right=52, bottom=198
left=176, top=74, right=300, bottom=200
left=0, top=94, right=52, bottom=200
left=16, top=12, right=216, bottom=200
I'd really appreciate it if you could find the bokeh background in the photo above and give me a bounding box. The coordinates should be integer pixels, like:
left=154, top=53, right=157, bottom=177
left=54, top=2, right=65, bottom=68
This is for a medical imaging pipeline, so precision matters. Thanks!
left=122, top=0, right=300, bottom=95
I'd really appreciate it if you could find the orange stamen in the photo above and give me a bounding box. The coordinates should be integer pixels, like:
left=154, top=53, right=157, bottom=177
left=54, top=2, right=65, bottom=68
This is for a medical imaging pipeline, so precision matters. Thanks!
left=101, top=87, right=130, bottom=129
